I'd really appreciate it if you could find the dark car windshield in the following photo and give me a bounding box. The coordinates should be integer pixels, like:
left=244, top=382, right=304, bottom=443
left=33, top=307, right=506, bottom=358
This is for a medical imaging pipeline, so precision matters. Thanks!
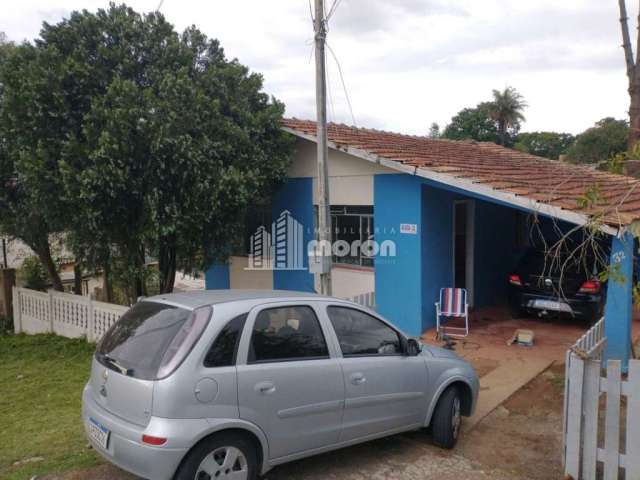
left=97, top=301, right=192, bottom=380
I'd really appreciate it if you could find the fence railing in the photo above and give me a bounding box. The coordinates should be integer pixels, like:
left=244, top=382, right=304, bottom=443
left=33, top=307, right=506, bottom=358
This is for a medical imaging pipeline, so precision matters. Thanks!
left=12, top=287, right=128, bottom=342
left=563, top=316, right=640, bottom=480
left=344, top=291, right=376, bottom=309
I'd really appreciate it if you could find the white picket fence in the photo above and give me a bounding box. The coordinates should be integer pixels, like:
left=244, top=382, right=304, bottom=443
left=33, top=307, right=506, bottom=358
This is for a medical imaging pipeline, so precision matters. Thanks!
left=563, top=317, right=640, bottom=480
left=12, top=287, right=128, bottom=342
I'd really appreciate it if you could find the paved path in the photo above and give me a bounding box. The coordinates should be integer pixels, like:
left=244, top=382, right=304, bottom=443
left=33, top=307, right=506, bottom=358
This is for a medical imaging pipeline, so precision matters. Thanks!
left=463, top=356, right=553, bottom=431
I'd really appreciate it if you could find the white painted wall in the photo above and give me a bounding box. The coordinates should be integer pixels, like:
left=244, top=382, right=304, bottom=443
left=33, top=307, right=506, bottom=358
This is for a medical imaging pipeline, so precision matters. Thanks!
left=288, top=138, right=396, bottom=206
left=331, top=266, right=375, bottom=298
left=227, top=138, right=386, bottom=296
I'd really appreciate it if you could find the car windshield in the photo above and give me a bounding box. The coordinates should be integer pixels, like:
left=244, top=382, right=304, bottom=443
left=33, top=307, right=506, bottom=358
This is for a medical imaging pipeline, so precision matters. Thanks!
left=96, top=301, right=192, bottom=380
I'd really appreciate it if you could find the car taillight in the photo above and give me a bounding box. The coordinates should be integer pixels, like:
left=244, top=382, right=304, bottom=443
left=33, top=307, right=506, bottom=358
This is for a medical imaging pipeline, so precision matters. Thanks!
left=509, top=274, right=522, bottom=286
left=156, top=305, right=212, bottom=379
left=142, top=435, right=167, bottom=446
left=579, top=280, right=601, bottom=294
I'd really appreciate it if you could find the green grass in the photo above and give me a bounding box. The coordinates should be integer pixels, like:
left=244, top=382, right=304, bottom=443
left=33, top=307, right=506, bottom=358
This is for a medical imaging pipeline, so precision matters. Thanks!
left=0, top=334, right=103, bottom=480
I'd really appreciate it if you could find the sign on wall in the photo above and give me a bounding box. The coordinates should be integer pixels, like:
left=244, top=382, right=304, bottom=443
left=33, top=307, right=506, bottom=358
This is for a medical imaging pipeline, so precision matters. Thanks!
left=400, top=223, right=418, bottom=235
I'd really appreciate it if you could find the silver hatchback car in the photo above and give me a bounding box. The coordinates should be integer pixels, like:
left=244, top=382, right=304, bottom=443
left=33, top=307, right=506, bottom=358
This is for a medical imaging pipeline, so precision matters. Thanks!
left=82, top=290, right=479, bottom=480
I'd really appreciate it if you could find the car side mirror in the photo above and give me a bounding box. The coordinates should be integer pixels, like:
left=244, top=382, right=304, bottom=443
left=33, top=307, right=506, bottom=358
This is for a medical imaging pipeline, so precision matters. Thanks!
left=405, top=338, right=421, bottom=356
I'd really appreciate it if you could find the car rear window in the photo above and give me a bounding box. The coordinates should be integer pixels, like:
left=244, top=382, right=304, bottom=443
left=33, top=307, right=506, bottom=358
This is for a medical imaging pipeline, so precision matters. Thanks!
left=519, top=249, right=595, bottom=277
left=97, top=301, right=192, bottom=380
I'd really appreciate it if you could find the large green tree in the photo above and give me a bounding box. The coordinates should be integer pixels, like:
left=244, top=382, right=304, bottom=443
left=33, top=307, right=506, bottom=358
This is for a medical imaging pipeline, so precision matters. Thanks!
left=566, top=118, right=629, bottom=164
left=489, top=87, right=528, bottom=146
left=0, top=6, right=293, bottom=299
left=442, top=102, right=501, bottom=143
left=0, top=35, right=66, bottom=290
left=514, top=131, right=575, bottom=160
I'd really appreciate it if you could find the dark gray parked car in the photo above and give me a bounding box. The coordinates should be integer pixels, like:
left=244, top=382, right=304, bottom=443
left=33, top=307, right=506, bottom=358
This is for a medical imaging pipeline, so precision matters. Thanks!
left=82, top=290, right=479, bottom=480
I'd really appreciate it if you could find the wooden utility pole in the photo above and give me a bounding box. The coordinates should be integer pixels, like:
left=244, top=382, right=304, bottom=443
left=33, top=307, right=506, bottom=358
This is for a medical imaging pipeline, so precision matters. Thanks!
left=314, top=0, right=332, bottom=295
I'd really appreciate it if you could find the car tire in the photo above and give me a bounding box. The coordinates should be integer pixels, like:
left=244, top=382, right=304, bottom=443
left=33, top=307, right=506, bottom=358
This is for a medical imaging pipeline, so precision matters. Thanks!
left=431, top=386, right=462, bottom=450
left=174, top=432, right=258, bottom=480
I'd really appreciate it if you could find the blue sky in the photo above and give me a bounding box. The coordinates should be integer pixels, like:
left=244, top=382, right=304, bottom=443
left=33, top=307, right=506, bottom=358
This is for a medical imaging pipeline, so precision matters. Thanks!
left=1, top=0, right=636, bottom=135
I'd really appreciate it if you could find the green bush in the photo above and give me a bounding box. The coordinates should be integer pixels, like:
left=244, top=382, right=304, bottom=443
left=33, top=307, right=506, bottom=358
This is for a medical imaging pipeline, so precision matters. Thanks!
left=17, top=256, right=48, bottom=291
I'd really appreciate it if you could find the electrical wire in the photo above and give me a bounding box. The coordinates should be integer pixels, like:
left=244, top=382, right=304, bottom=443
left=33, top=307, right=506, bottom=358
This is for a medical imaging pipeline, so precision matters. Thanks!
left=326, top=0, right=343, bottom=21
left=156, top=0, right=165, bottom=11
left=326, top=58, right=336, bottom=123
left=326, top=42, right=357, bottom=126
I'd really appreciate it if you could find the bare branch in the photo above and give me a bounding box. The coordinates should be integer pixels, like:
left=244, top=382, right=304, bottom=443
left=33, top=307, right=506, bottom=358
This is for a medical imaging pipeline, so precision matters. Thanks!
left=619, top=0, right=635, bottom=86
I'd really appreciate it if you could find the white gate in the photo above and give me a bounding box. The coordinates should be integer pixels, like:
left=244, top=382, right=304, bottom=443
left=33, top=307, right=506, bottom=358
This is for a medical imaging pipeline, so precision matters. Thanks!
left=563, top=318, right=640, bottom=480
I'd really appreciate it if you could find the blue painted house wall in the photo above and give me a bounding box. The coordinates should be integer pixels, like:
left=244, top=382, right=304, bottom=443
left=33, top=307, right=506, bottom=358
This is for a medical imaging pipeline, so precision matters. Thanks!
left=205, top=263, right=230, bottom=289
left=604, top=232, right=634, bottom=367
left=271, top=177, right=316, bottom=292
left=374, top=174, right=424, bottom=336
left=473, top=201, right=518, bottom=308
left=421, top=184, right=455, bottom=330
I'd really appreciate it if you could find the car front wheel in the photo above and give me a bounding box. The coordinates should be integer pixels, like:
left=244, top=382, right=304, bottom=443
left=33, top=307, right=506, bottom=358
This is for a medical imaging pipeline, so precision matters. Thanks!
left=431, top=386, right=462, bottom=449
left=174, top=432, right=258, bottom=480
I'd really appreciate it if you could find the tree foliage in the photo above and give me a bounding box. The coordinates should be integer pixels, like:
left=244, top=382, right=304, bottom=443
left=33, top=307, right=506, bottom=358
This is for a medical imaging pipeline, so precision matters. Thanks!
left=442, top=87, right=527, bottom=147
left=489, top=87, right=527, bottom=146
left=566, top=118, right=629, bottom=164
left=442, top=102, right=502, bottom=143
left=514, top=132, right=575, bottom=160
left=0, top=6, right=293, bottom=300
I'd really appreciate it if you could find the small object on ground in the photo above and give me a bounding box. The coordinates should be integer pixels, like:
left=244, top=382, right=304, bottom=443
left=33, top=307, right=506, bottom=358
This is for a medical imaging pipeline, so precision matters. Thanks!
left=507, top=329, right=534, bottom=347
left=13, top=456, right=44, bottom=466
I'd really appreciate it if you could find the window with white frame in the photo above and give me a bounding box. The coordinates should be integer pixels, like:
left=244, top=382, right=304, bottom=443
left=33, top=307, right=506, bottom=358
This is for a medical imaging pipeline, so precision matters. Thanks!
left=330, top=205, right=374, bottom=267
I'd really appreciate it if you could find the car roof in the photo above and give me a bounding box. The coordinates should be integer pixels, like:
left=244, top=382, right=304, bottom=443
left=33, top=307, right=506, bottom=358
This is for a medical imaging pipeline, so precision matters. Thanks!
left=144, top=289, right=336, bottom=310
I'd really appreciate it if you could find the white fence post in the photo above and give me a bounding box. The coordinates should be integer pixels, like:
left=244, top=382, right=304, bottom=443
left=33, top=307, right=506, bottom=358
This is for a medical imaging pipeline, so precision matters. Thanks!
left=48, top=290, right=54, bottom=333
left=627, top=361, right=640, bottom=479
left=565, top=353, right=585, bottom=480
left=12, top=286, right=21, bottom=333
left=87, top=300, right=95, bottom=342
left=604, top=360, right=622, bottom=480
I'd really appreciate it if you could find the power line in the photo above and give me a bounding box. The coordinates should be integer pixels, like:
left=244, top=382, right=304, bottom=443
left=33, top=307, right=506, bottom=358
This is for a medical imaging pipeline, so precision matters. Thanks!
left=156, top=0, right=165, bottom=12
left=326, top=42, right=356, bottom=126
left=326, top=0, right=343, bottom=21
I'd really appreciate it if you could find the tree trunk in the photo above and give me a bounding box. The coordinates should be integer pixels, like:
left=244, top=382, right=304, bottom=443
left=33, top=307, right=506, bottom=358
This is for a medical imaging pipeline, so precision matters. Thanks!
left=103, top=261, right=113, bottom=303
left=629, top=80, right=640, bottom=150
left=30, top=237, right=64, bottom=292
left=73, top=262, right=83, bottom=295
left=158, top=236, right=176, bottom=294
left=498, top=120, right=507, bottom=146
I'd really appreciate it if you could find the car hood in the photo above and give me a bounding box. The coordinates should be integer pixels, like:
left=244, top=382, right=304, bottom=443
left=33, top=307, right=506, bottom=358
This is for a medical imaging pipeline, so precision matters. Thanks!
left=419, top=343, right=463, bottom=360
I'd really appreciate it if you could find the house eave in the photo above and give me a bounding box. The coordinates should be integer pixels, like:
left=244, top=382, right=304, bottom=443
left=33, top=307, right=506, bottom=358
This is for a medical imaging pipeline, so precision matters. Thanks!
left=282, top=126, right=620, bottom=237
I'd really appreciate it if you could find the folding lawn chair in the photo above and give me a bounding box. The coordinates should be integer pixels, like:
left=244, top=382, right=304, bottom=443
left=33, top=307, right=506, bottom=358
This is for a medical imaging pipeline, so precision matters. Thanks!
left=435, top=287, right=469, bottom=339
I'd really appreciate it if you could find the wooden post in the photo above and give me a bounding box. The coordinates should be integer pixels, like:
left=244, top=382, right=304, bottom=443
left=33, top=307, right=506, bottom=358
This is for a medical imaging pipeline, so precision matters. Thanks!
left=12, top=286, right=21, bottom=333
left=0, top=268, right=16, bottom=323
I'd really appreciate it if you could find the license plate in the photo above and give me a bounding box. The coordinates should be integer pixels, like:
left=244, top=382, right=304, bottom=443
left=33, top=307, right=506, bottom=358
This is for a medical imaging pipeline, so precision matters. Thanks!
left=531, top=299, right=572, bottom=313
left=88, top=417, right=110, bottom=450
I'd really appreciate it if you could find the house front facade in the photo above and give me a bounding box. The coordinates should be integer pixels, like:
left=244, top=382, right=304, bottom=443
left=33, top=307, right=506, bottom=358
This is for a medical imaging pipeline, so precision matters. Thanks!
left=206, top=119, right=640, bottom=362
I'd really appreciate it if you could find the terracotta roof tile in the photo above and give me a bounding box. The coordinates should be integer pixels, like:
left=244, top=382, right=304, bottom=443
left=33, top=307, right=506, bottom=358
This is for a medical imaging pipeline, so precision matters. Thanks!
left=282, top=118, right=640, bottom=227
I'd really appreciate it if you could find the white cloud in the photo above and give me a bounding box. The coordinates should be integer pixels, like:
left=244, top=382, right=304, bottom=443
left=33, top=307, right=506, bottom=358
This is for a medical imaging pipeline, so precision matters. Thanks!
left=0, top=0, right=636, bottom=135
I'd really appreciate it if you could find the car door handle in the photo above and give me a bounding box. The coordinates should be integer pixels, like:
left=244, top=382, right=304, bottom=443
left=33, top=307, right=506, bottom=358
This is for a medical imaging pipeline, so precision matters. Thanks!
left=350, top=373, right=366, bottom=385
left=255, top=381, right=276, bottom=395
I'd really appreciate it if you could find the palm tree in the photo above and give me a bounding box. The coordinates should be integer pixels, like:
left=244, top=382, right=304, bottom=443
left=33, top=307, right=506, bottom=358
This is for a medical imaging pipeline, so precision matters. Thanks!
left=489, top=87, right=528, bottom=146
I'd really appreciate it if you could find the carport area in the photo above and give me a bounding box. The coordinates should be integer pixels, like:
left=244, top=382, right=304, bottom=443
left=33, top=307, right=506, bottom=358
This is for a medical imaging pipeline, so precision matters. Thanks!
left=423, top=306, right=640, bottom=430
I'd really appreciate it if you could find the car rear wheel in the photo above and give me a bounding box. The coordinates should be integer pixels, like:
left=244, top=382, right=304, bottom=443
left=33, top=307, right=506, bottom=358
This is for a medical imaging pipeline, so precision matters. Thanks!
left=431, top=386, right=462, bottom=449
left=174, top=432, right=257, bottom=480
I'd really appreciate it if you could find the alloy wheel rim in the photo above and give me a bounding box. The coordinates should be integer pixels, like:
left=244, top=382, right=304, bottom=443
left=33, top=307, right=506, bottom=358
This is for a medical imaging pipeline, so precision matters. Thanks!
left=452, top=396, right=461, bottom=439
left=195, top=446, right=248, bottom=480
